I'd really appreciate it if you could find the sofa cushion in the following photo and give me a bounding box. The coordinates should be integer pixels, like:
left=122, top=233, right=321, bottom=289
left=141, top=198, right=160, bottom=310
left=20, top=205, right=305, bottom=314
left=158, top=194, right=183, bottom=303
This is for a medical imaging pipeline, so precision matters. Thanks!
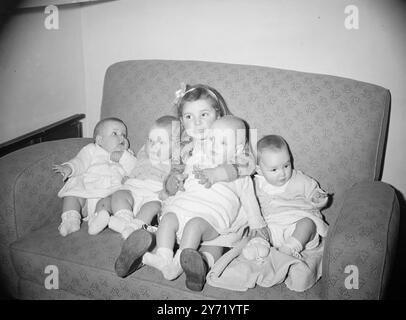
left=10, top=222, right=322, bottom=299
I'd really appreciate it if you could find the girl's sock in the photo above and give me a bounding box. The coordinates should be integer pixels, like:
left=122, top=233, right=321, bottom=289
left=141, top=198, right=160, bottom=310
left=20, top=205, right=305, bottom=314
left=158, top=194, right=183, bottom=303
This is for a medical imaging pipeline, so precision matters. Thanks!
left=88, top=209, right=110, bottom=235
left=162, top=249, right=183, bottom=280
left=142, top=247, right=173, bottom=271
left=108, top=209, right=133, bottom=233
left=58, top=210, right=81, bottom=236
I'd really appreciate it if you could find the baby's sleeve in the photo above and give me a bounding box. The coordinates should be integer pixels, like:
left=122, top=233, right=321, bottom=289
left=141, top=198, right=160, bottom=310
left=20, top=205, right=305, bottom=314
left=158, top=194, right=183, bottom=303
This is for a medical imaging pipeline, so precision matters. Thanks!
left=119, top=149, right=138, bottom=176
left=64, top=143, right=95, bottom=177
left=303, top=175, right=328, bottom=209
left=237, top=177, right=267, bottom=229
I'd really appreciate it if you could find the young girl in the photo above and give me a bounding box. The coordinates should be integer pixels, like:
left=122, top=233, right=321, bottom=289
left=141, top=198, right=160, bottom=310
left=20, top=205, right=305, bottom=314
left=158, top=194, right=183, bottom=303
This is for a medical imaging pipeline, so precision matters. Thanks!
left=108, top=115, right=180, bottom=240
left=53, top=117, right=137, bottom=236
left=143, top=115, right=268, bottom=288
left=114, top=84, right=267, bottom=290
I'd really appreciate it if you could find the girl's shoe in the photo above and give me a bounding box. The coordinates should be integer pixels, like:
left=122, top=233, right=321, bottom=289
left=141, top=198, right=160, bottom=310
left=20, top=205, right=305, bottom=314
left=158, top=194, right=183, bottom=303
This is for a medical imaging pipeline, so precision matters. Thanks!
left=114, top=229, right=154, bottom=278
left=180, top=248, right=208, bottom=292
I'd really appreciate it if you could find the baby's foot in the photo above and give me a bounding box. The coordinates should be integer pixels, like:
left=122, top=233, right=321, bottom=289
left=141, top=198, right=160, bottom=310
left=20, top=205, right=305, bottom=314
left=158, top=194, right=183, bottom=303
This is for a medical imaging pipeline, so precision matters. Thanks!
left=279, top=237, right=303, bottom=259
left=88, top=210, right=110, bottom=235
left=242, top=237, right=271, bottom=261
left=58, top=210, right=81, bottom=236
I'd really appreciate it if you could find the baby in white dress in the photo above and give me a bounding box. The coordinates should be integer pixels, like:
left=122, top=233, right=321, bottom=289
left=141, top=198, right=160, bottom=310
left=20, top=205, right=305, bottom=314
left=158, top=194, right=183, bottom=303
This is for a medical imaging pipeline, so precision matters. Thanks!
left=243, top=135, right=329, bottom=260
left=53, top=117, right=137, bottom=236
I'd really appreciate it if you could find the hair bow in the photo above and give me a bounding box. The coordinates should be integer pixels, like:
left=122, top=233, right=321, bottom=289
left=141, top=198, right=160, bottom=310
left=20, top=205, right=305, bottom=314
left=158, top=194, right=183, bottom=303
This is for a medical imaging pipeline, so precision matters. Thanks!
left=173, top=82, right=188, bottom=105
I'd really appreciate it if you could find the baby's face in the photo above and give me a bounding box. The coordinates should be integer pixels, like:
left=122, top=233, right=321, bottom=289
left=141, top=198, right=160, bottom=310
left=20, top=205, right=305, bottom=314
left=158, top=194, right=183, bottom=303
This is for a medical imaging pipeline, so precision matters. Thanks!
left=146, top=126, right=171, bottom=162
left=181, top=99, right=218, bottom=140
left=206, top=120, right=245, bottom=165
left=258, top=147, right=292, bottom=186
left=97, top=121, right=128, bottom=153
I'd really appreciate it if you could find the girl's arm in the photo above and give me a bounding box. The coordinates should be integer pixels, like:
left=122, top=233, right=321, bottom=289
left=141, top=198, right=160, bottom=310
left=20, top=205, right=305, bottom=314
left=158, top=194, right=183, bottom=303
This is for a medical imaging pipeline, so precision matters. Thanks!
left=237, top=177, right=269, bottom=241
left=195, top=150, right=256, bottom=187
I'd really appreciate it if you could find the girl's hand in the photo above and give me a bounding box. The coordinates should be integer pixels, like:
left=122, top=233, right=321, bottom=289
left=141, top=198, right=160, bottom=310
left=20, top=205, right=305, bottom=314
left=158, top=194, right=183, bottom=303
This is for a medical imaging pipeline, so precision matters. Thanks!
left=110, top=151, right=124, bottom=162
left=193, top=165, right=231, bottom=188
left=164, top=172, right=189, bottom=196
left=248, top=226, right=271, bottom=243
left=52, top=164, right=72, bottom=182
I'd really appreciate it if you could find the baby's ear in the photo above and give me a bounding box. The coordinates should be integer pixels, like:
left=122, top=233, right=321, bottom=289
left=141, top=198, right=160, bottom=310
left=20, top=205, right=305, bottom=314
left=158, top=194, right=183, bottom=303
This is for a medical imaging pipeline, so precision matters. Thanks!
left=95, top=135, right=102, bottom=145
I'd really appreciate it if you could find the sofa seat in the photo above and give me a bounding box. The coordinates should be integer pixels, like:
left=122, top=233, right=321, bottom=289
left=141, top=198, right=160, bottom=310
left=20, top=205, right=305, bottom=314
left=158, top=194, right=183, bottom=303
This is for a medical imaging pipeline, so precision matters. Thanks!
left=10, top=222, right=323, bottom=300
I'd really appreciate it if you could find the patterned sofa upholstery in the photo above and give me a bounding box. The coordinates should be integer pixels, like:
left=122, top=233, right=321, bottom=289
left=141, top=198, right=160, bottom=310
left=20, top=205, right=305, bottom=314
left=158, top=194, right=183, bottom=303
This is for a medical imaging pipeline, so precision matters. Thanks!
left=0, top=60, right=400, bottom=299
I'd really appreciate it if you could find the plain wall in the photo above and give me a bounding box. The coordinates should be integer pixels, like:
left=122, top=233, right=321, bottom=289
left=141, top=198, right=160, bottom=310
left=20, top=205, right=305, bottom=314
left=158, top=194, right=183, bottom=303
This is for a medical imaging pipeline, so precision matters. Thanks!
left=0, top=5, right=86, bottom=143
left=0, top=0, right=405, bottom=198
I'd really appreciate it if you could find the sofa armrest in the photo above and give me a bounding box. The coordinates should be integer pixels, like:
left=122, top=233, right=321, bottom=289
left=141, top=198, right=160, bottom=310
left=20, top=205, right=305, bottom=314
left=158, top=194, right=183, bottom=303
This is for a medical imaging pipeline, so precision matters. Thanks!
left=0, top=138, right=92, bottom=244
left=321, top=181, right=400, bottom=299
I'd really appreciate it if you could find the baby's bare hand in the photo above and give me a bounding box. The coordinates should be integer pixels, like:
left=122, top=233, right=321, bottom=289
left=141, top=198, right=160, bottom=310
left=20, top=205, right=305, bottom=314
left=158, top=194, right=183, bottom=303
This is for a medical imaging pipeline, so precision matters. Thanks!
left=52, top=164, right=72, bottom=182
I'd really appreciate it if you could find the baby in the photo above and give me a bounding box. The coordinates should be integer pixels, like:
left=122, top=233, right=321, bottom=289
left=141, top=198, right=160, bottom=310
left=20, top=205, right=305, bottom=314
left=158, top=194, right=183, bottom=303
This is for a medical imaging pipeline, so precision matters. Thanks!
left=53, top=117, right=137, bottom=236
left=244, top=135, right=329, bottom=259
left=108, top=115, right=180, bottom=239
left=142, top=115, right=268, bottom=281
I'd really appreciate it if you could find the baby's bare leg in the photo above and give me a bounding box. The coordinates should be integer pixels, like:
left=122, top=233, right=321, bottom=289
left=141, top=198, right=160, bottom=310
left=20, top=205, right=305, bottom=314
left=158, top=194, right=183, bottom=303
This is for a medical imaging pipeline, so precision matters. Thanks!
left=62, top=196, right=86, bottom=215
left=136, top=201, right=161, bottom=225
left=180, top=217, right=219, bottom=250
left=111, top=190, right=134, bottom=213
left=291, top=217, right=316, bottom=246
left=95, top=195, right=112, bottom=213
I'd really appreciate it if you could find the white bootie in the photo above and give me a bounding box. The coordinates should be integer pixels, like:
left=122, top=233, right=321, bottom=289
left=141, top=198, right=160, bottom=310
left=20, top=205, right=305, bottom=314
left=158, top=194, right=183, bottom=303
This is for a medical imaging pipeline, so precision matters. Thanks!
left=242, top=237, right=271, bottom=261
left=88, top=209, right=110, bottom=235
left=108, top=209, right=133, bottom=233
left=58, top=210, right=81, bottom=236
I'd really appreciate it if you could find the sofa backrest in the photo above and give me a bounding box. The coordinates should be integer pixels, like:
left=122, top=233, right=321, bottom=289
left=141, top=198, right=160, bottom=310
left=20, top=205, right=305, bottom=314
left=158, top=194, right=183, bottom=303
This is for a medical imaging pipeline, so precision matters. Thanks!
left=100, top=60, right=390, bottom=225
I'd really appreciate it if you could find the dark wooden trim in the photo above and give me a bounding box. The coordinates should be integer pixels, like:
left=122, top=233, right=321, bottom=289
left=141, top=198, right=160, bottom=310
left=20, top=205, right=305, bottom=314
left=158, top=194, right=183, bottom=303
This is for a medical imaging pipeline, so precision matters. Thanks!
left=0, top=113, right=85, bottom=158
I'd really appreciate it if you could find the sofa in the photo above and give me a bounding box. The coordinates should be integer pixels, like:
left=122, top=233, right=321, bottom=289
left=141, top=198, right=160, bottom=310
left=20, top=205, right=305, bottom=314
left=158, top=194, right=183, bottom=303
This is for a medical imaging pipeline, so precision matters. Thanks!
left=0, top=60, right=400, bottom=300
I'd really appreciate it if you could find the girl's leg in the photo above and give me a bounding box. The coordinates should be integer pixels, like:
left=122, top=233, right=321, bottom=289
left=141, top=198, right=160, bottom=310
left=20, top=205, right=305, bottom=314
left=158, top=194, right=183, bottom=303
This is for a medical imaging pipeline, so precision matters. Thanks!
left=280, top=218, right=316, bottom=258
left=88, top=196, right=112, bottom=235
left=142, top=212, right=180, bottom=279
left=180, top=217, right=219, bottom=249
left=109, top=190, right=135, bottom=234
left=178, top=218, right=220, bottom=291
left=59, top=196, right=86, bottom=236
